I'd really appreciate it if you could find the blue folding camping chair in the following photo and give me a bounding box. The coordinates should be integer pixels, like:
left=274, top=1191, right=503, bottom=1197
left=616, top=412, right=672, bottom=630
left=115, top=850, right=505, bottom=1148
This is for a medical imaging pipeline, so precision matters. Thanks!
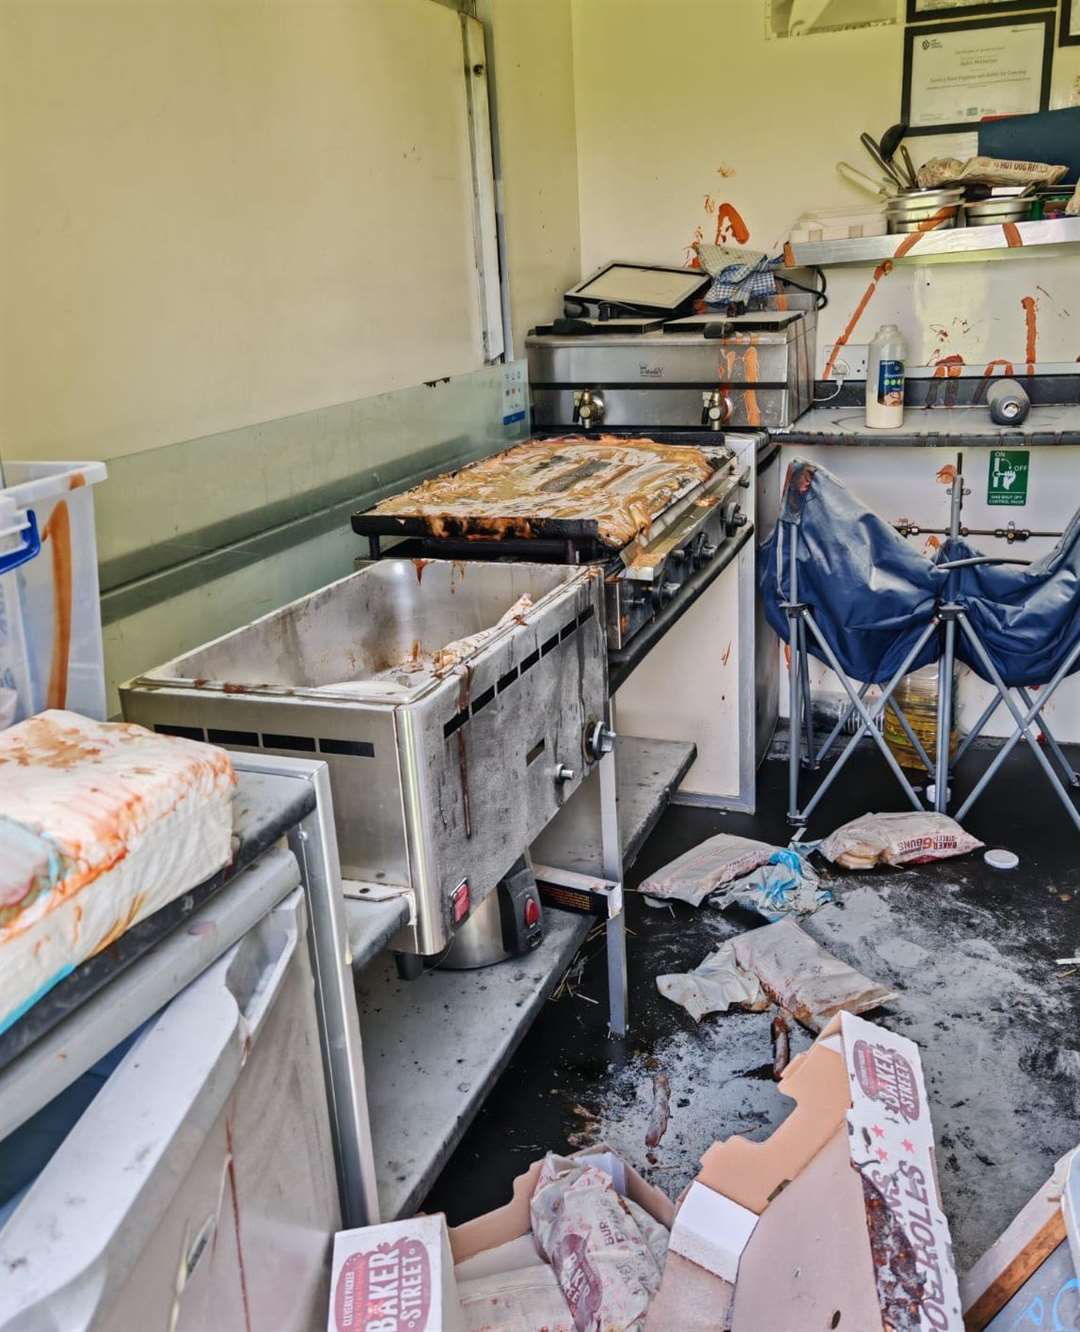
left=761, top=456, right=1080, bottom=833
left=934, top=460, right=1080, bottom=833
left=760, top=458, right=948, bottom=825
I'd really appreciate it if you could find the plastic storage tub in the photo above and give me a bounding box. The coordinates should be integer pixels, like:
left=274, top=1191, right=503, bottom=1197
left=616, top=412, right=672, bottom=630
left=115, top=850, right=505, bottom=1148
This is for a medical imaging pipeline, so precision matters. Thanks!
left=0, top=461, right=107, bottom=726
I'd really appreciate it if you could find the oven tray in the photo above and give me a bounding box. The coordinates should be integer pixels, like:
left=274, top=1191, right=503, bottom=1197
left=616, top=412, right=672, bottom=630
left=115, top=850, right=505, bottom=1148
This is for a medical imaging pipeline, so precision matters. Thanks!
left=353, top=436, right=718, bottom=553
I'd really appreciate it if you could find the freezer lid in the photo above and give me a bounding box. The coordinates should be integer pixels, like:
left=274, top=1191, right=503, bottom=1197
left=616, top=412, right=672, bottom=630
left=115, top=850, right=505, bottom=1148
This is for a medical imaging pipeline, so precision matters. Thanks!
left=567, top=261, right=710, bottom=314
left=0, top=890, right=306, bottom=1332
left=662, top=311, right=804, bottom=336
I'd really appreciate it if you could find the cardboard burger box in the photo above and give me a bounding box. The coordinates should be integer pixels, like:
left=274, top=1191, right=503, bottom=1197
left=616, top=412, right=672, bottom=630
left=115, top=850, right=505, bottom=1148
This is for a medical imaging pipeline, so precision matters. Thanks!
left=328, top=1153, right=675, bottom=1332
left=649, top=1010, right=964, bottom=1331
left=328, top=1012, right=960, bottom=1332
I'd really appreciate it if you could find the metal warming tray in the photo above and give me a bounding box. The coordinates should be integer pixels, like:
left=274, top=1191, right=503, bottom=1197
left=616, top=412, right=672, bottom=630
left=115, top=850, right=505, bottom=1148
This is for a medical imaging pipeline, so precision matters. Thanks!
left=121, top=560, right=607, bottom=956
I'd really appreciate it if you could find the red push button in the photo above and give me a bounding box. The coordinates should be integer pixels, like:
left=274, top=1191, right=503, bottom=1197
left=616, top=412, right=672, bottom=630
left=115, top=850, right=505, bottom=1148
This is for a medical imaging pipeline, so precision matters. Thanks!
left=451, top=880, right=470, bottom=923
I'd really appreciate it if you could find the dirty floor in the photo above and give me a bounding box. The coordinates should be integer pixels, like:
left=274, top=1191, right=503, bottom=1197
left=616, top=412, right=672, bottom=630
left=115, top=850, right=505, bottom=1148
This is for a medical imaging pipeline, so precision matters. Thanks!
left=424, top=735, right=1080, bottom=1271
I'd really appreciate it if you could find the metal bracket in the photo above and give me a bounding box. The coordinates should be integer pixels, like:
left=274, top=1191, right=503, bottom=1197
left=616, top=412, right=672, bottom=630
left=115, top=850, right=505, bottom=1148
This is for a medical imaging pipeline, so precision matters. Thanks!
left=342, top=879, right=417, bottom=925
left=533, top=864, right=623, bottom=918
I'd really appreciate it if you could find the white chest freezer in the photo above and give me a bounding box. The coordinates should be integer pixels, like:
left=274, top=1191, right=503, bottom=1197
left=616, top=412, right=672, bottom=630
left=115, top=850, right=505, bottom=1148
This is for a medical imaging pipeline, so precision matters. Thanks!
left=0, top=885, right=339, bottom=1331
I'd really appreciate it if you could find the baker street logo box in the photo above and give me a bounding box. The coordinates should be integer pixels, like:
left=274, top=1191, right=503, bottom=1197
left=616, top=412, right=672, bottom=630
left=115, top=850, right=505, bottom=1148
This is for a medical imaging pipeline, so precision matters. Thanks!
left=330, top=1216, right=463, bottom=1332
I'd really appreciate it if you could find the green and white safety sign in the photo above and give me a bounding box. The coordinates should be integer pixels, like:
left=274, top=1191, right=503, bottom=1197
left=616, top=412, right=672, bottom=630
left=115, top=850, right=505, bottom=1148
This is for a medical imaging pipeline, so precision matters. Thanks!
left=987, top=449, right=1029, bottom=507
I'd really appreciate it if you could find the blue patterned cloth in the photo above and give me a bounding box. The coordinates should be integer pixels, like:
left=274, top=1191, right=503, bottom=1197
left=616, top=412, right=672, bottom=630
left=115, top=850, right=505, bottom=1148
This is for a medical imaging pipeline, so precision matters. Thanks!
left=703, top=255, right=783, bottom=307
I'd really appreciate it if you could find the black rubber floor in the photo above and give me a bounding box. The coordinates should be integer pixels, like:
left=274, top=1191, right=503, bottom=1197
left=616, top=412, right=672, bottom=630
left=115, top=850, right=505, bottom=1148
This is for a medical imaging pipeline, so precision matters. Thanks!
left=423, top=734, right=1080, bottom=1269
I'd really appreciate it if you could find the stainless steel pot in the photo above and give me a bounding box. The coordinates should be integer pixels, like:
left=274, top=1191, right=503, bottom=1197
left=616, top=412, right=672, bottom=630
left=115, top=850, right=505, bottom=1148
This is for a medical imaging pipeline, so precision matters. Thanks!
left=885, top=188, right=963, bottom=233
left=964, top=198, right=1032, bottom=227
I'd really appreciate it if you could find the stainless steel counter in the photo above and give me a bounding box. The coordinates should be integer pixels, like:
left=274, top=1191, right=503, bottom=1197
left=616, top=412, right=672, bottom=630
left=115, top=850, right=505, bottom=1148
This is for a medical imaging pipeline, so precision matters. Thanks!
left=776, top=403, right=1080, bottom=446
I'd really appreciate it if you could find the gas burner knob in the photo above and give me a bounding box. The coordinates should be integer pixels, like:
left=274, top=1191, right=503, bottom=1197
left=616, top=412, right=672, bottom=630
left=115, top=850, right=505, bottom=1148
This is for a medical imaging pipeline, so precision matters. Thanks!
left=651, top=580, right=680, bottom=610
left=722, top=502, right=747, bottom=536
left=692, top=535, right=718, bottom=569
left=584, top=720, right=616, bottom=761
left=572, top=389, right=606, bottom=429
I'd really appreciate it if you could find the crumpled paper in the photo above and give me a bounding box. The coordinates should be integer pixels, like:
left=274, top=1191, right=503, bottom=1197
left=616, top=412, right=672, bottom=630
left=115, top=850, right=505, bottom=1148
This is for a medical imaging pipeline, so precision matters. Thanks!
left=656, top=938, right=768, bottom=1022
left=707, top=848, right=832, bottom=920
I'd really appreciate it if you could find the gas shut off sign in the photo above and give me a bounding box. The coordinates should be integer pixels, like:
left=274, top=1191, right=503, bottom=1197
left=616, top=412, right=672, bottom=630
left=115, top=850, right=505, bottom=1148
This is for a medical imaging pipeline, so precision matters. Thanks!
left=987, top=450, right=1029, bottom=506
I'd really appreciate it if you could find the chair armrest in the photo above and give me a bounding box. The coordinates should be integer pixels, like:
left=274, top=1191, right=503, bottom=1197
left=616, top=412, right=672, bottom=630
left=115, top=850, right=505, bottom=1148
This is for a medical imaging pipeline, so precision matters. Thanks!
left=938, top=556, right=1032, bottom=570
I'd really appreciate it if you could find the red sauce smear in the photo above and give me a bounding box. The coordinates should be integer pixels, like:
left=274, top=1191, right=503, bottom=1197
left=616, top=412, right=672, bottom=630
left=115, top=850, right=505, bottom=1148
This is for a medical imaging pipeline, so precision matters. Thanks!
left=743, top=345, right=761, bottom=427
left=41, top=500, right=73, bottom=710
left=714, top=203, right=750, bottom=246
left=224, top=1121, right=254, bottom=1332
left=1021, top=295, right=1037, bottom=375
left=822, top=213, right=951, bottom=380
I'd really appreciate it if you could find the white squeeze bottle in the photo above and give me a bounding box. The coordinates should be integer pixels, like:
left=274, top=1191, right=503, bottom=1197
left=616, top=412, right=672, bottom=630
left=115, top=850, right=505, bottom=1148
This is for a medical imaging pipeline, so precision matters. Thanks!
left=866, top=323, right=906, bottom=428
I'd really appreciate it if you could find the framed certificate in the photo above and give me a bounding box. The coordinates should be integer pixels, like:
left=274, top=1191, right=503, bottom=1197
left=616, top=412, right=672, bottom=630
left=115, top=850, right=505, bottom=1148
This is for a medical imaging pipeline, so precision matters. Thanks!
left=906, top=0, right=1052, bottom=19
left=902, top=14, right=1054, bottom=136
left=1062, top=0, right=1080, bottom=47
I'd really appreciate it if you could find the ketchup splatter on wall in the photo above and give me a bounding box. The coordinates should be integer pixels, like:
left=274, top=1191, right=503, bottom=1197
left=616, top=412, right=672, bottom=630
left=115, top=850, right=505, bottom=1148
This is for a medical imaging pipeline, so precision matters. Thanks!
left=1021, top=295, right=1038, bottom=375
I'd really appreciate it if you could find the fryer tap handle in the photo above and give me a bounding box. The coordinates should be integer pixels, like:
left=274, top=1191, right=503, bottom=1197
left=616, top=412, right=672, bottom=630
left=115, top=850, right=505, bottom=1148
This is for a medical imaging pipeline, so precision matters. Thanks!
left=572, top=389, right=605, bottom=428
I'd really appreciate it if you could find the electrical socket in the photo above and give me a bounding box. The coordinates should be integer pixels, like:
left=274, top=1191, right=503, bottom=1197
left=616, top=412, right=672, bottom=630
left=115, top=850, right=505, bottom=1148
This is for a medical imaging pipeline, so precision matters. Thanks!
left=832, top=358, right=851, bottom=379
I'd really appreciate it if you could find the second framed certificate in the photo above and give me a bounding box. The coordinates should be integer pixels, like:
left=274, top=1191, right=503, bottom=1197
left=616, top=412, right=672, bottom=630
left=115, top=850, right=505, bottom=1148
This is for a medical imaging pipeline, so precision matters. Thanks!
left=902, top=13, right=1054, bottom=136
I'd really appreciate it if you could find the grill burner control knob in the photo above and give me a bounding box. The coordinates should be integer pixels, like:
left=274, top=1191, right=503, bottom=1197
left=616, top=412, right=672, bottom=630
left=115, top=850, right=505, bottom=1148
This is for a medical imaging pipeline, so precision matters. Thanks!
left=584, top=720, right=616, bottom=761
left=553, top=764, right=575, bottom=784
left=722, top=502, right=747, bottom=537
left=572, top=389, right=606, bottom=429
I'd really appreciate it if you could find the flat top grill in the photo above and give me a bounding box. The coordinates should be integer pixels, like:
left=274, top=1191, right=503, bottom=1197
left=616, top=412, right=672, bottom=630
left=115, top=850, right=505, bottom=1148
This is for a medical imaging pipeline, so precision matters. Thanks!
left=354, top=435, right=718, bottom=553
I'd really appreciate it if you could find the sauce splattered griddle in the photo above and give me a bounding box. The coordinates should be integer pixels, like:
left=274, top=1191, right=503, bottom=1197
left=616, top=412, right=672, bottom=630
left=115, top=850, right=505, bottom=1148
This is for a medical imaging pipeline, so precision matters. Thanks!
left=361, top=436, right=718, bottom=551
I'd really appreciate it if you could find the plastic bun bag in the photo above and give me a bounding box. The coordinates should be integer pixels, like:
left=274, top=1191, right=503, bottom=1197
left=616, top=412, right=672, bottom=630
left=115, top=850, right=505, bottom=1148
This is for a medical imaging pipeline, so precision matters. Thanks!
left=530, top=1154, right=666, bottom=1332
left=639, top=833, right=779, bottom=906
left=820, top=811, right=982, bottom=869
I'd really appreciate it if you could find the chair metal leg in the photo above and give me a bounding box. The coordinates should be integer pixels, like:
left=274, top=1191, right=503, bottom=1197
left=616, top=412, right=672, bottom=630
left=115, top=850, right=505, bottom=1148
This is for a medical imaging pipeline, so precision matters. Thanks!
left=953, top=693, right=1002, bottom=766
left=934, top=614, right=956, bottom=813
left=817, top=682, right=872, bottom=765
left=1017, top=687, right=1080, bottom=787
left=884, top=697, right=935, bottom=774
left=798, top=617, right=816, bottom=769
left=954, top=616, right=1080, bottom=831
left=799, top=615, right=936, bottom=820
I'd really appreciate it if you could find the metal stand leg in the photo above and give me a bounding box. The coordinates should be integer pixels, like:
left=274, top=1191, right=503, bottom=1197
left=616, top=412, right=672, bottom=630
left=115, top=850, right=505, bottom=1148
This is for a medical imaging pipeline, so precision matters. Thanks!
left=786, top=531, right=803, bottom=822
left=287, top=763, right=380, bottom=1229
left=599, top=704, right=627, bottom=1038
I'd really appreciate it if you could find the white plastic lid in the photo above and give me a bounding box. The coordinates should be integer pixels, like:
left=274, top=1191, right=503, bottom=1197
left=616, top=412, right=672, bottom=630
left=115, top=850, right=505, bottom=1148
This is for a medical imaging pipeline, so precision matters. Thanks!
left=0, top=496, right=23, bottom=556
left=984, top=848, right=1019, bottom=870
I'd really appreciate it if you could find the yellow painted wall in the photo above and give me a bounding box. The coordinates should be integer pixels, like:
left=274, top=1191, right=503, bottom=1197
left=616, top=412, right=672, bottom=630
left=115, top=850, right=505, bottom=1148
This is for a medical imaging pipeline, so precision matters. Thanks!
left=570, top=0, right=1080, bottom=271
left=1, top=0, right=484, bottom=463
left=481, top=0, right=581, bottom=356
